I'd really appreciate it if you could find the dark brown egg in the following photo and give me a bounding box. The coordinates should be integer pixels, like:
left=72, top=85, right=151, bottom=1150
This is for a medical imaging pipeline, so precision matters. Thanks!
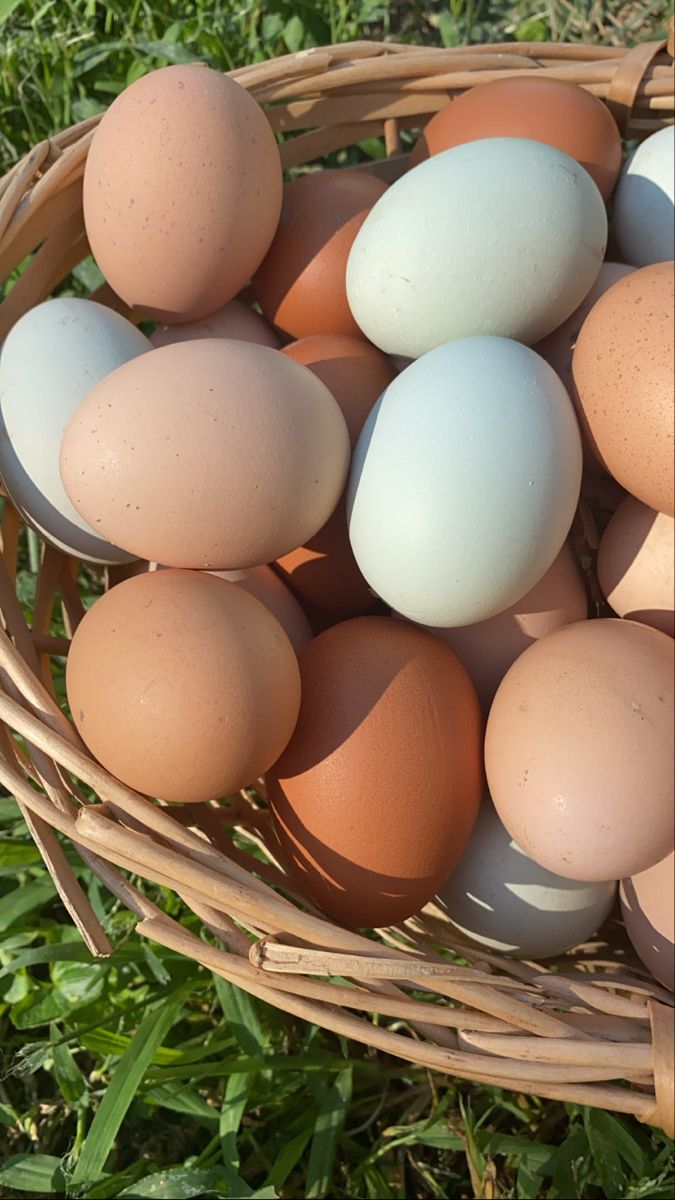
left=252, top=171, right=388, bottom=340
left=267, top=616, right=483, bottom=928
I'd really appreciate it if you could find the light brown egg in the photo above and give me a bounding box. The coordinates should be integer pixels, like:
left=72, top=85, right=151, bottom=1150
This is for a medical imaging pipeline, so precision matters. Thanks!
left=252, top=171, right=388, bottom=340
left=268, top=616, right=483, bottom=928
left=620, top=851, right=674, bottom=991
left=533, top=263, right=634, bottom=398
left=150, top=300, right=279, bottom=349
left=572, top=262, right=675, bottom=516
left=419, top=543, right=588, bottom=714
left=66, top=569, right=301, bottom=803
left=485, top=619, right=674, bottom=881
left=597, top=497, right=674, bottom=637
left=60, top=339, right=350, bottom=569
left=275, top=334, right=395, bottom=617
left=411, top=76, right=622, bottom=200
left=83, top=65, right=282, bottom=322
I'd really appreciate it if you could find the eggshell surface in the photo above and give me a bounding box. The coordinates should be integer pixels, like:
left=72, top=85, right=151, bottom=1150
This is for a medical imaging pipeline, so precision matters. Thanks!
left=597, top=497, right=674, bottom=637
left=620, top=851, right=674, bottom=991
left=0, top=298, right=149, bottom=563
left=253, top=171, right=387, bottom=340
left=485, top=619, right=675, bottom=881
left=211, top=566, right=312, bottom=653
left=411, top=76, right=621, bottom=200
left=347, top=337, right=582, bottom=627
left=83, top=65, right=282, bottom=321
left=613, top=126, right=675, bottom=266
left=281, top=335, right=395, bottom=446
left=437, top=799, right=616, bottom=958
left=150, top=300, right=279, bottom=349
left=572, top=262, right=675, bottom=515
left=268, top=616, right=483, bottom=928
left=417, top=543, right=588, bottom=713
left=66, top=569, right=301, bottom=803
left=60, top=339, right=350, bottom=568
left=346, top=138, right=607, bottom=357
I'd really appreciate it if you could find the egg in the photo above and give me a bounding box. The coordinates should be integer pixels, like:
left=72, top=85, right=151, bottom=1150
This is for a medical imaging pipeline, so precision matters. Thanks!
left=620, top=852, right=674, bottom=991
left=346, top=138, right=607, bottom=358
left=437, top=798, right=617, bottom=959
left=281, top=335, right=395, bottom=446
left=533, top=263, right=634, bottom=399
left=252, top=171, right=388, bottom=340
left=0, top=298, right=149, bottom=563
left=150, top=300, right=279, bottom=349
left=66, top=569, right=301, bottom=803
left=83, top=65, right=282, bottom=322
left=597, top=497, right=674, bottom=637
left=267, top=616, right=483, bottom=928
left=274, top=335, right=395, bottom=618
left=485, top=619, right=675, bottom=882
left=613, top=126, right=675, bottom=266
left=415, top=543, right=588, bottom=714
left=60, top=339, right=350, bottom=569
left=572, top=262, right=675, bottom=515
left=210, top=566, right=312, bottom=654
left=347, top=337, right=582, bottom=627
left=411, top=76, right=621, bottom=201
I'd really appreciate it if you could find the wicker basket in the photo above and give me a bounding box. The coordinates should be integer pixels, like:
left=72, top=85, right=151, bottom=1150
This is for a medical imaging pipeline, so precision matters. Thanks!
left=0, top=34, right=673, bottom=1138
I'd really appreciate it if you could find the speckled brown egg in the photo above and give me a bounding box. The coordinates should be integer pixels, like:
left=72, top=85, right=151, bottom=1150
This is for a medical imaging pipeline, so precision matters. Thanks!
left=274, top=334, right=395, bottom=617
left=150, top=300, right=279, bottom=349
left=621, top=851, right=674, bottom=991
left=267, top=616, right=483, bottom=928
left=572, top=262, right=675, bottom=516
left=66, top=569, right=301, bottom=803
left=485, top=619, right=674, bottom=882
left=411, top=77, right=622, bottom=200
left=420, top=542, right=588, bottom=714
left=252, top=171, right=388, bottom=340
left=83, top=65, right=282, bottom=322
left=60, top=339, right=350, bottom=569
left=597, top=496, right=674, bottom=637
left=210, top=566, right=312, bottom=653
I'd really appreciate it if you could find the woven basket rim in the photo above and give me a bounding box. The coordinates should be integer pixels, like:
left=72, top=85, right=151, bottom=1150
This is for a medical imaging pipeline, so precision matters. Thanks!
left=0, top=32, right=673, bottom=1137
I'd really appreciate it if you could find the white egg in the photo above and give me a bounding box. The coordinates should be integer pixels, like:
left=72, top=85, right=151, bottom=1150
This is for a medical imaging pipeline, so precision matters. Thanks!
left=0, top=298, right=150, bottom=563
left=437, top=799, right=617, bottom=959
left=346, top=138, right=607, bottom=358
left=347, top=336, right=582, bottom=627
left=613, top=127, right=675, bottom=266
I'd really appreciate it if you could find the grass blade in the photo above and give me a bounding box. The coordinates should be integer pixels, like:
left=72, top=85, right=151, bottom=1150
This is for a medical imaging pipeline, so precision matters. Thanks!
left=305, top=1067, right=353, bottom=1199
left=69, top=990, right=185, bottom=1187
left=0, top=1154, right=66, bottom=1194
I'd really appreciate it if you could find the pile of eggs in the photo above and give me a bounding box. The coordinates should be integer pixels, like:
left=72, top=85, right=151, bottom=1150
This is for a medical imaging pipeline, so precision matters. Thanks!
left=1, top=63, right=673, bottom=984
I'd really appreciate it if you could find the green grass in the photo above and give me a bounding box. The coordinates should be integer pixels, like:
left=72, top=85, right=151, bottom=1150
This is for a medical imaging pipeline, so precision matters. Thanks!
left=1, top=2, right=675, bottom=1197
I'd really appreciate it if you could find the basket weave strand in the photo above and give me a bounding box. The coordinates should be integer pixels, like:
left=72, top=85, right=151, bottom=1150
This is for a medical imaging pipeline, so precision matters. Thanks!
left=0, top=35, right=674, bottom=1136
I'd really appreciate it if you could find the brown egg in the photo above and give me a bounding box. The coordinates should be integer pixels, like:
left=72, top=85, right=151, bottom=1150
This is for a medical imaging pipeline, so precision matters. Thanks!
left=281, top=334, right=395, bottom=447
left=419, top=542, right=588, bottom=714
left=620, top=852, right=674, bottom=991
left=411, top=77, right=622, bottom=200
left=485, top=619, right=674, bottom=882
left=150, top=300, right=279, bottom=349
left=252, top=171, right=388, bottom=340
left=597, top=497, right=674, bottom=637
left=274, top=496, right=375, bottom=619
left=210, top=566, right=312, bottom=654
left=533, top=263, right=634, bottom=399
left=66, top=569, right=301, bottom=803
left=83, top=65, right=282, bottom=322
left=267, top=616, right=483, bottom=928
left=572, top=262, right=675, bottom=516
left=275, top=334, right=395, bottom=617
left=60, top=340, right=350, bottom=569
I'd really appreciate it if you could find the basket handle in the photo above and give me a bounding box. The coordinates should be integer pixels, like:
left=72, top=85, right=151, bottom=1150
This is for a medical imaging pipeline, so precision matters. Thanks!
left=606, top=34, right=670, bottom=134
